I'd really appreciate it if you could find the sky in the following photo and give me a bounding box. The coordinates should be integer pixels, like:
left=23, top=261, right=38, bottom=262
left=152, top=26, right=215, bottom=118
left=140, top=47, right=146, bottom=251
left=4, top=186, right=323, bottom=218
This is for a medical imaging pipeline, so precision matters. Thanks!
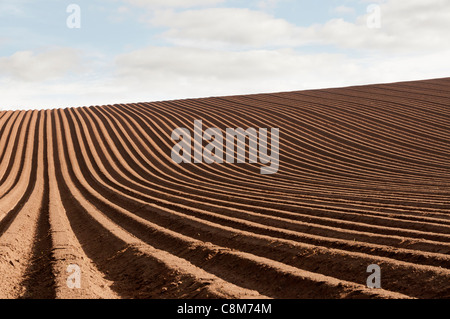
left=0, top=0, right=449, bottom=110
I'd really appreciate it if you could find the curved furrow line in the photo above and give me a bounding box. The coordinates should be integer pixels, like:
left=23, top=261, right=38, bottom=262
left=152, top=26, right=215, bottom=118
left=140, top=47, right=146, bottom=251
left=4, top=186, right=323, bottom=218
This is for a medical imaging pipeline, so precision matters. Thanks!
left=392, top=82, right=450, bottom=99
left=0, top=111, right=16, bottom=154
left=116, top=101, right=373, bottom=192
left=59, top=109, right=450, bottom=299
left=87, top=103, right=450, bottom=237
left=55, top=108, right=419, bottom=299
left=44, top=110, right=119, bottom=299
left=98, top=102, right=450, bottom=220
left=119, top=202, right=449, bottom=299
left=0, top=111, right=45, bottom=299
left=252, top=92, right=450, bottom=162
left=62, top=99, right=419, bottom=299
left=115, top=101, right=450, bottom=214
left=208, top=92, right=450, bottom=162
left=0, top=111, right=28, bottom=188
left=54, top=108, right=271, bottom=299
left=285, top=91, right=450, bottom=143
left=223, top=94, right=450, bottom=168
left=74, top=104, right=446, bottom=246
left=0, top=112, right=20, bottom=170
left=122, top=100, right=388, bottom=188
left=131, top=99, right=450, bottom=195
left=360, top=86, right=450, bottom=109
left=1, top=78, right=449, bottom=299
left=341, top=87, right=450, bottom=122
left=166, top=99, right=442, bottom=183
left=18, top=111, right=56, bottom=299
left=0, top=112, right=35, bottom=200
left=125, top=101, right=440, bottom=202
left=0, top=111, right=39, bottom=230
left=107, top=102, right=448, bottom=218
left=99, top=102, right=352, bottom=203
left=293, top=86, right=450, bottom=137
left=0, top=111, right=6, bottom=121
left=67, top=104, right=450, bottom=263
left=177, top=96, right=449, bottom=179
left=164, top=97, right=447, bottom=184
left=63, top=99, right=450, bottom=296
left=246, top=93, right=450, bottom=162
left=107, top=102, right=450, bottom=209
left=318, top=88, right=450, bottom=132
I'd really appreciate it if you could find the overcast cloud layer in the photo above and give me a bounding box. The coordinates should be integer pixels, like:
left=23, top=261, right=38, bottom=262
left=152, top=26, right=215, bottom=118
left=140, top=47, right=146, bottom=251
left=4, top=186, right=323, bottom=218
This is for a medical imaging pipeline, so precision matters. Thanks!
left=0, top=0, right=449, bottom=110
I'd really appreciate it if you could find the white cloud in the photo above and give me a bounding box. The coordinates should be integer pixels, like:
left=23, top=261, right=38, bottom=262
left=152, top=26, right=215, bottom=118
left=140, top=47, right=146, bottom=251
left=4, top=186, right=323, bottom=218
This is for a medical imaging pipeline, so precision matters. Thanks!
left=113, top=46, right=450, bottom=103
left=150, top=1, right=450, bottom=53
left=151, top=8, right=312, bottom=48
left=319, top=0, right=450, bottom=52
left=117, top=6, right=130, bottom=13
left=0, top=1, right=26, bottom=17
left=124, top=0, right=225, bottom=8
left=0, top=48, right=81, bottom=82
left=0, top=37, right=10, bottom=45
left=257, top=0, right=282, bottom=10
left=2, top=44, right=450, bottom=110
left=334, top=5, right=355, bottom=15
left=2, top=0, right=450, bottom=110
left=0, top=78, right=125, bottom=110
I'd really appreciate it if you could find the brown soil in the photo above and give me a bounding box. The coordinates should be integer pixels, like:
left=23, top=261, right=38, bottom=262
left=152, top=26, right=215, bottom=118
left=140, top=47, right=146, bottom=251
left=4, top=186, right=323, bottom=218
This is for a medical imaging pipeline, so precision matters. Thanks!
left=0, top=78, right=449, bottom=299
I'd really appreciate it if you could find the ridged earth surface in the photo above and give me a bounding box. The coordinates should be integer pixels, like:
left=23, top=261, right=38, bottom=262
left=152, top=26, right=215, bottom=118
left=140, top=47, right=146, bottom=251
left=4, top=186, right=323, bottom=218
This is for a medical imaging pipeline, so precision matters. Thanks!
left=0, top=78, right=449, bottom=299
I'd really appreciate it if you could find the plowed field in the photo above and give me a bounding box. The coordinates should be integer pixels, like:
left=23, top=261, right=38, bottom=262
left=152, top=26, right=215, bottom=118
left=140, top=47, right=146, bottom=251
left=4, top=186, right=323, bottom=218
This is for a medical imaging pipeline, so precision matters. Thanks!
left=0, top=78, right=449, bottom=299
